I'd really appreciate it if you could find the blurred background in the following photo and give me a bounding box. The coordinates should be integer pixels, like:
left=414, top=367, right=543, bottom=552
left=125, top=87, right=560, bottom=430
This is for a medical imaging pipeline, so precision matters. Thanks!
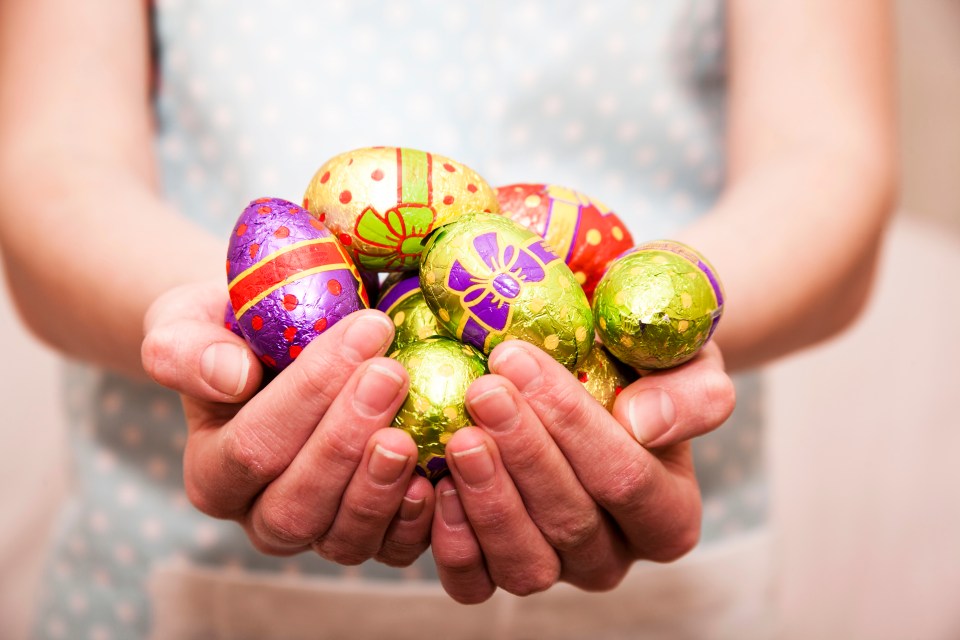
left=2, top=1, right=958, bottom=638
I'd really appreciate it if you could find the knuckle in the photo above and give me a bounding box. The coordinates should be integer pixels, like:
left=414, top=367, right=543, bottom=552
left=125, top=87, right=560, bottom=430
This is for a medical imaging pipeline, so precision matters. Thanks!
left=139, top=326, right=179, bottom=387
left=221, top=427, right=288, bottom=487
left=542, top=511, right=602, bottom=552
left=317, top=427, right=366, bottom=471
left=342, top=494, right=395, bottom=529
left=315, top=536, right=375, bottom=566
left=375, top=539, right=428, bottom=568
left=289, top=347, right=350, bottom=409
left=257, top=502, right=317, bottom=547
left=543, top=386, right=594, bottom=433
left=595, top=458, right=656, bottom=511
left=500, top=563, right=559, bottom=597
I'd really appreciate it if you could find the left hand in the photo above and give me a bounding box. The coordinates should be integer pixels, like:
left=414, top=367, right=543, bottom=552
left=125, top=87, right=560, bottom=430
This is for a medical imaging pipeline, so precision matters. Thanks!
left=429, top=340, right=735, bottom=604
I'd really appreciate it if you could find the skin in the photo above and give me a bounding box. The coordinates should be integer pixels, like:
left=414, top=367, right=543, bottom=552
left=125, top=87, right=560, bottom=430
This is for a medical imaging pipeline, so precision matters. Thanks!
left=0, top=0, right=895, bottom=604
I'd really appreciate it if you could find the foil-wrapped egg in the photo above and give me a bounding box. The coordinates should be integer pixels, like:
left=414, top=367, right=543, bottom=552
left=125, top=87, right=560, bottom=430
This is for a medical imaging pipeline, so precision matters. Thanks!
left=377, top=272, right=448, bottom=353
left=226, top=197, right=369, bottom=372
left=574, top=344, right=638, bottom=411
left=302, top=147, right=499, bottom=273
left=496, top=183, right=634, bottom=300
left=420, top=212, right=594, bottom=370
left=390, top=337, right=489, bottom=480
left=592, top=241, right=723, bottom=370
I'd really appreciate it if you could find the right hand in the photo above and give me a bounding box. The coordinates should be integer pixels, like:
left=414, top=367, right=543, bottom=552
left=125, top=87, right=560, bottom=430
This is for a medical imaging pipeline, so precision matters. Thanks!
left=141, top=281, right=434, bottom=567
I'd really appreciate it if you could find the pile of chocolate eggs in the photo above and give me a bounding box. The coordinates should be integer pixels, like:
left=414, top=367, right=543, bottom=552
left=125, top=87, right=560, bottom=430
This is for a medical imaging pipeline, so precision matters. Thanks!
left=225, top=147, right=723, bottom=479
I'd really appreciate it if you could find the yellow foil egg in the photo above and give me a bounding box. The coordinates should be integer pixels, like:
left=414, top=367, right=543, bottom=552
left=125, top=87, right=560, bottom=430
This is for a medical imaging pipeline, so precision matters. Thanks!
left=302, top=147, right=498, bottom=272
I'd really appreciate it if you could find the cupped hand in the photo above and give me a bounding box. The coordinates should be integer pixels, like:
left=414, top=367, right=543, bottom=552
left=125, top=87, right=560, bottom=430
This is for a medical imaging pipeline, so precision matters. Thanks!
left=141, top=281, right=435, bottom=567
left=430, top=339, right=735, bottom=604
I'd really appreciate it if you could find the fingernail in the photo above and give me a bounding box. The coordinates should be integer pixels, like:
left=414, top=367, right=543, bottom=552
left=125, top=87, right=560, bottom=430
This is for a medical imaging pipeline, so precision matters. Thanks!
left=489, top=344, right=542, bottom=391
left=399, top=496, right=425, bottom=522
left=468, top=386, right=518, bottom=432
left=368, top=444, right=409, bottom=485
left=343, top=314, right=394, bottom=361
left=354, top=364, right=404, bottom=416
left=440, top=489, right=467, bottom=526
left=200, top=343, right=248, bottom=396
left=451, top=444, right=495, bottom=487
left=628, top=389, right=676, bottom=445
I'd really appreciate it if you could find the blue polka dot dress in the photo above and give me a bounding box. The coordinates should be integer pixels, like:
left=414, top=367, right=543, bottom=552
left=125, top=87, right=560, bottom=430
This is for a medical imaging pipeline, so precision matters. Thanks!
left=32, top=2, right=767, bottom=637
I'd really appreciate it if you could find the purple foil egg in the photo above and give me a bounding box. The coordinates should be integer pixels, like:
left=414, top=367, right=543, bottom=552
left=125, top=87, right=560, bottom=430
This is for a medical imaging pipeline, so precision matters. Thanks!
left=226, top=197, right=369, bottom=372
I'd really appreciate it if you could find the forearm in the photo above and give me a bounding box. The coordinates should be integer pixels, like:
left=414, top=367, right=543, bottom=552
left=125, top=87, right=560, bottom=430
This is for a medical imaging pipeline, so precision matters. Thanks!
left=689, top=0, right=897, bottom=372
left=680, top=144, right=895, bottom=372
left=0, top=162, right=222, bottom=376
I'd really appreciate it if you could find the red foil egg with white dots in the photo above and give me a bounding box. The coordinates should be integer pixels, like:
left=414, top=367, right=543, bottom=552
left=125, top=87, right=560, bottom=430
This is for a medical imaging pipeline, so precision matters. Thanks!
left=227, top=197, right=369, bottom=372
left=495, top=184, right=634, bottom=300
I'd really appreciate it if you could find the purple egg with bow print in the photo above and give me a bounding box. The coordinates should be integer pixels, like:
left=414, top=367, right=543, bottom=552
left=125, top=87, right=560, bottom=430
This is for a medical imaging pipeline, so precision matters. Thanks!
left=419, top=212, right=595, bottom=370
left=226, top=197, right=369, bottom=372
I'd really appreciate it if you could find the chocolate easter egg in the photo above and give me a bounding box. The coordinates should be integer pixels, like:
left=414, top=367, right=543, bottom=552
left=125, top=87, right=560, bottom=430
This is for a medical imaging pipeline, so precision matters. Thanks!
left=376, top=272, right=448, bottom=353
left=574, top=344, right=638, bottom=411
left=496, top=183, right=634, bottom=300
left=592, top=241, right=723, bottom=370
left=302, top=147, right=499, bottom=273
left=227, top=197, right=369, bottom=372
left=420, top=212, right=594, bottom=370
left=391, top=337, right=488, bottom=480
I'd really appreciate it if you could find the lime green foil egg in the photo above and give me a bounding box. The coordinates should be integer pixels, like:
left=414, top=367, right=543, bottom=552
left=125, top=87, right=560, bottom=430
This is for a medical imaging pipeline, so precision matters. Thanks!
left=420, top=212, right=595, bottom=370
left=592, top=241, right=724, bottom=370
left=376, top=272, right=449, bottom=353
left=390, top=337, right=488, bottom=480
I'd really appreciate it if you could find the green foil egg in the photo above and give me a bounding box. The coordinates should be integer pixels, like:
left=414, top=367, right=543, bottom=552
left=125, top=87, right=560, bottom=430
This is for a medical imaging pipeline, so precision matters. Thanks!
left=420, top=212, right=595, bottom=370
left=376, top=272, right=449, bottom=353
left=390, top=337, right=488, bottom=480
left=592, top=241, right=724, bottom=370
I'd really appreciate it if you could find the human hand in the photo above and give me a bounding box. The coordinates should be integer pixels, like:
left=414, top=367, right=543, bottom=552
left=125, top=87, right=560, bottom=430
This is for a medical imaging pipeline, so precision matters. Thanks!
left=141, top=281, right=435, bottom=567
left=430, top=340, right=734, bottom=603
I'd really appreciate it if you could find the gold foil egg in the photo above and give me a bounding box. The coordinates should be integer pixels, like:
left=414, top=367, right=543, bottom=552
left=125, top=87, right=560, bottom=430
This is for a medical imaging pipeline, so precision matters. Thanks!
left=390, top=337, right=488, bottom=480
left=419, top=212, right=595, bottom=370
left=302, top=147, right=498, bottom=273
left=574, top=344, right=638, bottom=411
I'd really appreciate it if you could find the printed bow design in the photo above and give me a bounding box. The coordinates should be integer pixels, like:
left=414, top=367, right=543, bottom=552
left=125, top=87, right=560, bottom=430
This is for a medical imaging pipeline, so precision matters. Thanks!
left=448, top=232, right=558, bottom=350
left=354, top=203, right=436, bottom=270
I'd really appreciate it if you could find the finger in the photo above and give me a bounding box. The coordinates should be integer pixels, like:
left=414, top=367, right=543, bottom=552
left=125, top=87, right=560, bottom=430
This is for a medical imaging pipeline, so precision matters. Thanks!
left=182, top=310, right=395, bottom=520
left=613, top=341, right=735, bottom=448
left=312, top=428, right=419, bottom=565
left=465, top=376, right=630, bottom=591
left=142, top=282, right=263, bottom=402
left=489, top=341, right=701, bottom=561
left=430, top=477, right=495, bottom=605
left=375, top=474, right=436, bottom=568
left=445, top=427, right=560, bottom=596
left=247, top=357, right=408, bottom=554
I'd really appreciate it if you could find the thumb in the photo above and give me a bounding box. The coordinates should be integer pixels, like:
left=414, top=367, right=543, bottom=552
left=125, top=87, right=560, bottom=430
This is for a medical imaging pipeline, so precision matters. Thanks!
left=141, top=282, right=262, bottom=402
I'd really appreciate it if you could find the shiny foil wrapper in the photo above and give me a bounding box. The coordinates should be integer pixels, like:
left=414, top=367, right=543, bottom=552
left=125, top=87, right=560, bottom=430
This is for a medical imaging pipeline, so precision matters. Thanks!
left=593, top=241, right=724, bottom=370
left=302, top=147, right=499, bottom=273
left=574, top=343, right=638, bottom=412
left=377, top=272, right=448, bottom=353
left=226, top=197, right=369, bottom=372
left=390, top=337, right=489, bottom=480
left=420, top=212, right=594, bottom=370
left=496, top=183, right=634, bottom=300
